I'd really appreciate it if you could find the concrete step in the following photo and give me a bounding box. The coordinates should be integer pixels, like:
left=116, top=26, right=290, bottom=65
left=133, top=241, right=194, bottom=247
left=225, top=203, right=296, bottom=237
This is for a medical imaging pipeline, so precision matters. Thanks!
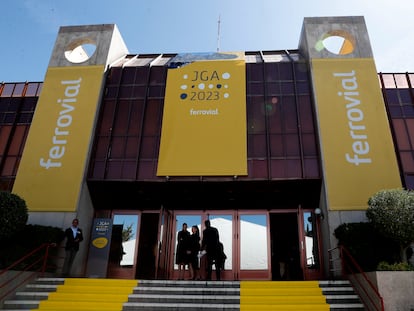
left=319, top=280, right=366, bottom=310
left=1, top=278, right=368, bottom=310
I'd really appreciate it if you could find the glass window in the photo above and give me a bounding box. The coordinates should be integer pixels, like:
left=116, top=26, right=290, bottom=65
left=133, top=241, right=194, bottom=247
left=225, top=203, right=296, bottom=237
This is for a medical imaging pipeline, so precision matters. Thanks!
left=298, top=95, right=314, bottom=132
left=286, top=159, right=302, bottom=178
left=106, top=160, right=123, bottom=179
left=302, top=134, right=318, bottom=156
left=385, top=89, right=399, bottom=105
left=113, top=100, right=130, bottom=135
left=285, top=134, right=300, bottom=156
left=135, top=67, right=150, bottom=85
left=279, top=63, right=293, bottom=80
left=392, top=119, right=410, bottom=150
left=271, top=159, right=285, bottom=178
left=149, top=67, right=167, bottom=85
left=107, top=68, right=123, bottom=85
left=111, top=137, right=126, bottom=158
left=294, top=63, right=308, bottom=80
left=248, top=83, right=264, bottom=96
left=140, top=136, right=157, bottom=159
left=280, top=82, right=294, bottom=94
left=399, top=89, right=412, bottom=104
left=400, top=152, right=414, bottom=172
left=247, top=63, right=264, bottom=82
left=247, top=96, right=265, bottom=134
left=143, top=99, right=162, bottom=136
left=304, top=158, right=320, bottom=178
left=138, top=160, right=156, bottom=179
left=406, top=119, right=414, bottom=148
left=125, top=136, right=139, bottom=158
left=121, top=67, right=137, bottom=84
left=269, top=134, right=283, bottom=157
left=248, top=134, right=266, bottom=158
left=265, top=63, right=279, bottom=81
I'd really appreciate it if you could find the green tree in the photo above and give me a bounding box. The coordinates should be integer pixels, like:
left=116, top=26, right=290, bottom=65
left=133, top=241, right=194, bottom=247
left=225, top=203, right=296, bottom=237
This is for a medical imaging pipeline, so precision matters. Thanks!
left=0, top=191, right=28, bottom=241
left=122, top=223, right=134, bottom=242
left=367, top=189, right=414, bottom=263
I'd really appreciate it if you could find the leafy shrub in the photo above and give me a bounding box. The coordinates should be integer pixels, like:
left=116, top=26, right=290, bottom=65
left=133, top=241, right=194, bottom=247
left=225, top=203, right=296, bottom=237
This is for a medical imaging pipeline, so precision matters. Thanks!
left=0, top=191, right=28, bottom=240
left=377, top=261, right=414, bottom=271
left=367, top=188, right=414, bottom=263
left=334, top=222, right=400, bottom=271
left=0, top=224, right=65, bottom=270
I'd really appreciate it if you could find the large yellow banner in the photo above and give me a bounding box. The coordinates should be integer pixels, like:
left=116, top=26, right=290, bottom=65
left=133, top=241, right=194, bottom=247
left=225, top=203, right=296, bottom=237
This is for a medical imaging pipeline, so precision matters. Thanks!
left=157, top=53, right=247, bottom=176
left=13, top=66, right=104, bottom=211
left=312, top=58, right=401, bottom=210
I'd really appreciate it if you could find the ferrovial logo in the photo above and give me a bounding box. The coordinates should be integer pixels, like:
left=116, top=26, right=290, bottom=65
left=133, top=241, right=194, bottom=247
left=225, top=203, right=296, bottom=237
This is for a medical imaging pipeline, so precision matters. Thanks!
left=315, top=30, right=356, bottom=55
left=333, top=70, right=372, bottom=166
left=39, top=78, right=81, bottom=169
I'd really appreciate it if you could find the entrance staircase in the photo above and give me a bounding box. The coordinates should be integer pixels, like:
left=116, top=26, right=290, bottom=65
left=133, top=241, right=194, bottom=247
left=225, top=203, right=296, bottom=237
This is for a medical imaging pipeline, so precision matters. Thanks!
left=1, top=278, right=365, bottom=310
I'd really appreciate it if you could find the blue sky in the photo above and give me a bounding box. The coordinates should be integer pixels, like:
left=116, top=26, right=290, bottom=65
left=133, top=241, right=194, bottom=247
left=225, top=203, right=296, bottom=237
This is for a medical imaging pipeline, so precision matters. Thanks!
left=2, top=0, right=414, bottom=82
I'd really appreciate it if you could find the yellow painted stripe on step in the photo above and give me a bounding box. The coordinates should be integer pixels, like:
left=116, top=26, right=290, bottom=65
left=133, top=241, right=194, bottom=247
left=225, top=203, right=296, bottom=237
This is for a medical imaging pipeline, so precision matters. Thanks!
left=63, top=278, right=137, bottom=287
left=47, top=292, right=129, bottom=302
left=240, top=304, right=330, bottom=311
left=241, top=295, right=327, bottom=304
left=240, top=281, right=329, bottom=310
left=241, top=281, right=320, bottom=287
left=241, top=287, right=323, bottom=295
left=36, top=300, right=125, bottom=310
left=56, top=285, right=134, bottom=294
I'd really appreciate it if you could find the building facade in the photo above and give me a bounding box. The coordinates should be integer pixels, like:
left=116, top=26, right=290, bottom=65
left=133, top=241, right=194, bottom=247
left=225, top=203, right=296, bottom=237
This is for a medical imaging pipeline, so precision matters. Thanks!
left=0, top=16, right=412, bottom=280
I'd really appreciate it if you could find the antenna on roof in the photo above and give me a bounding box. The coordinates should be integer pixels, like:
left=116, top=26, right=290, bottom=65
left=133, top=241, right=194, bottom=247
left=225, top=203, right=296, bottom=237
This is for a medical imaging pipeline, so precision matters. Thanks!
left=217, top=14, right=221, bottom=52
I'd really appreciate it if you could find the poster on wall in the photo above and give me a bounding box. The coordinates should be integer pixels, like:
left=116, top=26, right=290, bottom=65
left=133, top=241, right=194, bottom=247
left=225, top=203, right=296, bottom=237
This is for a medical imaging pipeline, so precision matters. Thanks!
left=157, top=52, right=247, bottom=176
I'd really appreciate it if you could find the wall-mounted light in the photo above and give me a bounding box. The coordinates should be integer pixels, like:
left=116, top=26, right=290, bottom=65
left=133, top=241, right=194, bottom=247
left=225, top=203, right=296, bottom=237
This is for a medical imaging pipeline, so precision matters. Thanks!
left=314, top=208, right=324, bottom=220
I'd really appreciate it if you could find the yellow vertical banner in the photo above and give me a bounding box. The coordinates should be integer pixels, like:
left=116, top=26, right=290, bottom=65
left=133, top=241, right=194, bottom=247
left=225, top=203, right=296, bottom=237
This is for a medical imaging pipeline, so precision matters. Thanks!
left=312, top=58, right=401, bottom=210
left=13, top=66, right=105, bottom=211
left=157, top=53, right=247, bottom=176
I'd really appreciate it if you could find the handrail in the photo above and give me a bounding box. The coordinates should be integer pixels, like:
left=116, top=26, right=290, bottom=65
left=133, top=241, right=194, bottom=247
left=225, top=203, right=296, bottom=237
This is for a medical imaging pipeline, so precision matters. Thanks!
left=0, top=243, right=57, bottom=302
left=328, top=245, right=384, bottom=311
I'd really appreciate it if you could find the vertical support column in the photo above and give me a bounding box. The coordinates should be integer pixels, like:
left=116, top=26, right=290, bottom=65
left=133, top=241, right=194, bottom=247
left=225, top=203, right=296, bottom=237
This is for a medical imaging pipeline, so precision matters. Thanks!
left=299, top=16, right=402, bottom=271
left=12, top=24, right=128, bottom=276
left=299, top=16, right=401, bottom=212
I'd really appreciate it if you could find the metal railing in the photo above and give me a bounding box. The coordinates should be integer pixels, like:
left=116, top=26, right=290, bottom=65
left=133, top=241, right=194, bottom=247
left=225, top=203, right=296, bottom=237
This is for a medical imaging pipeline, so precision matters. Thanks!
left=0, top=243, right=57, bottom=302
left=328, top=245, right=384, bottom=311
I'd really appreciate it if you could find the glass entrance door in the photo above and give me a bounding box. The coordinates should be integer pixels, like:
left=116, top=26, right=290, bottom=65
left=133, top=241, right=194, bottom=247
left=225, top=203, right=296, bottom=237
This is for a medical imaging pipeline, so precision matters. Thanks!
left=172, top=211, right=270, bottom=280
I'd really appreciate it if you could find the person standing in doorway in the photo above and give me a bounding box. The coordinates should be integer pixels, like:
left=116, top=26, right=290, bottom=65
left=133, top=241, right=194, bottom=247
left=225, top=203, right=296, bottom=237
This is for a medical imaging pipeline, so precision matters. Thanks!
left=201, top=219, right=221, bottom=280
left=176, top=223, right=190, bottom=280
left=62, top=218, right=83, bottom=277
left=189, top=225, right=201, bottom=280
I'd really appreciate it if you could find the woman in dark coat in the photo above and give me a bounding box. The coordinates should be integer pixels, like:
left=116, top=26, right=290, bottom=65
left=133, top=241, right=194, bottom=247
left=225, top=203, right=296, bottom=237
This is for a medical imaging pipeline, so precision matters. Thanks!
left=188, top=225, right=201, bottom=280
left=176, top=223, right=190, bottom=280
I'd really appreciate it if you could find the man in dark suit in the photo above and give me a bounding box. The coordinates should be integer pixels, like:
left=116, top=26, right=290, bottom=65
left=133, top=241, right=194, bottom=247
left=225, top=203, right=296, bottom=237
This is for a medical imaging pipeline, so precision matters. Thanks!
left=201, top=219, right=221, bottom=280
left=62, top=218, right=83, bottom=277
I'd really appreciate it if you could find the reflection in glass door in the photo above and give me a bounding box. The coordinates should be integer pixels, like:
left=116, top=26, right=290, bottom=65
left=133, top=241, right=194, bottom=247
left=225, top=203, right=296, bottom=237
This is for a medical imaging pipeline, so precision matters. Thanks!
left=301, top=210, right=322, bottom=280
left=173, top=214, right=202, bottom=280
left=207, top=214, right=233, bottom=280
left=239, top=213, right=270, bottom=279
left=107, top=213, right=139, bottom=279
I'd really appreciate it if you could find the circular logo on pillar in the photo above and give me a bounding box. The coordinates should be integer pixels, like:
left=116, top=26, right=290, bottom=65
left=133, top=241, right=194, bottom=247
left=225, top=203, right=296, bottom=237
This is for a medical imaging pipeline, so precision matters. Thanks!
left=315, top=30, right=356, bottom=55
left=64, top=38, right=97, bottom=63
left=92, top=237, right=108, bottom=249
